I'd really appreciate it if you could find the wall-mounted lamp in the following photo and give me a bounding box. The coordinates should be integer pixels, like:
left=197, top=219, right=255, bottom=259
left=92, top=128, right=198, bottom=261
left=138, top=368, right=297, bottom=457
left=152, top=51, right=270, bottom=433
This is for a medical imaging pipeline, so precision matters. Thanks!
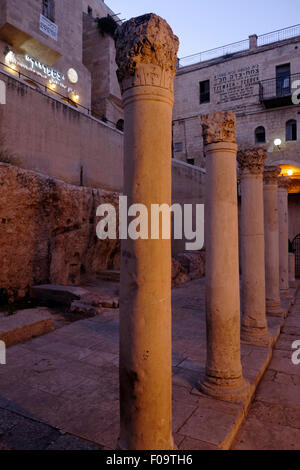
left=274, top=138, right=282, bottom=150
left=72, top=93, right=80, bottom=103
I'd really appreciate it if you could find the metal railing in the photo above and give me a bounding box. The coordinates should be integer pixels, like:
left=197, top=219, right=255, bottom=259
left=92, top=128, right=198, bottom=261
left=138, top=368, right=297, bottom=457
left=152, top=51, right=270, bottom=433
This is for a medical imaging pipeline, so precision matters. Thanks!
left=259, top=73, right=300, bottom=101
left=178, top=24, right=300, bottom=69
left=258, top=24, right=300, bottom=46
left=0, top=61, right=122, bottom=130
left=178, top=39, right=249, bottom=68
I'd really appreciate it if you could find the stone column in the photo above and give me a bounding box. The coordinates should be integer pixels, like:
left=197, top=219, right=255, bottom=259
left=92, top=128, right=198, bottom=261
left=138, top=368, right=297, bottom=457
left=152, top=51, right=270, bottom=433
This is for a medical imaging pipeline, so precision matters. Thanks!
left=237, top=148, right=270, bottom=345
left=199, top=112, right=249, bottom=402
left=278, top=176, right=292, bottom=297
left=264, top=166, right=284, bottom=317
left=114, top=14, right=179, bottom=450
left=289, top=253, right=296, bottom=288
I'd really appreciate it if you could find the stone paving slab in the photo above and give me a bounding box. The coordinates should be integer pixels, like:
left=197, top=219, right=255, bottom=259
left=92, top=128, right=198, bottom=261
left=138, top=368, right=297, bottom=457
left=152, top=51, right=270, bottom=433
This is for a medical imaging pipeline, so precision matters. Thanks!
left=0, top=279, right=298, bottom=450
left=0, top=308, right=53, bottom=347
left=232, top=288, right=300, bottom=450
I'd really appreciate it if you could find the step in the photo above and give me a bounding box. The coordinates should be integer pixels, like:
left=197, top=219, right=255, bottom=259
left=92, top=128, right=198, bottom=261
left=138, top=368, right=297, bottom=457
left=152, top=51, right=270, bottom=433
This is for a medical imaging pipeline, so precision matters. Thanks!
left=96, top=270, right=120, bottom=282
left=0, top=308, right=53, bottom=347
left=31, top=285, right=89, bottom=305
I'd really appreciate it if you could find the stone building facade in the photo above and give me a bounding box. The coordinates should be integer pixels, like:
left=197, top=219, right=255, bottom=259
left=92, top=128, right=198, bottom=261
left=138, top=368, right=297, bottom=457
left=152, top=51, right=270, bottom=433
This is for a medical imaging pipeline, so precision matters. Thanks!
left=0, top=0, right=122, bottom=122
left=0, top=0, right=125, bottom=190
left=173, top=25, right=300, bottom=242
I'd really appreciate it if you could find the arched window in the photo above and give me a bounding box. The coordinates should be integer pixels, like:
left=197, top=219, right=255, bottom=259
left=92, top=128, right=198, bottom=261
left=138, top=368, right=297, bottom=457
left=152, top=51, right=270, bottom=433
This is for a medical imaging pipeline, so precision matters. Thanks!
left=255, top=126, right=266, bottom=144
left=116, top=119, right=124, bottom=132
left=43, top=0, right=55, bottom=22
left=286, top=119, right=297, bottom=141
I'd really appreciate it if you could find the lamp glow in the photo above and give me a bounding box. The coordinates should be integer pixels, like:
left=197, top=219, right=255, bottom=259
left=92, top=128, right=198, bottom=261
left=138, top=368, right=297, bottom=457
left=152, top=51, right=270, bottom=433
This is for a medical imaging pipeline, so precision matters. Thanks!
left=274, top=138, right=282, bottom=147
left=287, top=169, right=294, bottom=176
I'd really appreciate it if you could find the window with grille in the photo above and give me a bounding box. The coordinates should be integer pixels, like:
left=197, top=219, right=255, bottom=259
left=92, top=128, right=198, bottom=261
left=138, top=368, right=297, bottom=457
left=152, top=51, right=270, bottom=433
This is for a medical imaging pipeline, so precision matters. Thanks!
left=42, top=0, right=55, bottom=22
left=200, top=80, right=210, bottom=104
left=286, top=119, right=297, bottom=141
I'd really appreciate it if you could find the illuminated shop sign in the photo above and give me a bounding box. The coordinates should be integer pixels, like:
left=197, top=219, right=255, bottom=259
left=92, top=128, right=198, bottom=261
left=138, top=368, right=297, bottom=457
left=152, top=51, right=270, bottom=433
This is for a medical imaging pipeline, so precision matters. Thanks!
left=25, top=55, right=65, bottom=81
left=5, top=51, right=79, bottom=98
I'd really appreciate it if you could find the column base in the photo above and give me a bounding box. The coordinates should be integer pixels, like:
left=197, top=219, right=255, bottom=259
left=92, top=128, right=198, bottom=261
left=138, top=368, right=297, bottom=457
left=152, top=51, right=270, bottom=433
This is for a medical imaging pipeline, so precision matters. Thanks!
left=117, top=436, right=177, bottom=451
left=241, top=325, right=272, bottom=346
left=266, top=300, right=285, bottom=318
left=280, top=288, right=292, bottom=298
left=198, top=374, right=250, bottom=403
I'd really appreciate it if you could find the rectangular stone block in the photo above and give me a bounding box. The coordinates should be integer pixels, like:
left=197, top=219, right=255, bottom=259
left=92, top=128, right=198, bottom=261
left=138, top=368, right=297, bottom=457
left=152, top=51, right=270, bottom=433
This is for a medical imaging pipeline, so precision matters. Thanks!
left=0, top=308, right=53, bottom=347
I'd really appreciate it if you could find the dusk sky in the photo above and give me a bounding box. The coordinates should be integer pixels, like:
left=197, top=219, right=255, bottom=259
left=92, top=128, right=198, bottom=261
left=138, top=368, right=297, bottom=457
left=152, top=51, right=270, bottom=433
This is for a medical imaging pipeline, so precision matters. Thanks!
left=106, top=0, right=300, bottom=58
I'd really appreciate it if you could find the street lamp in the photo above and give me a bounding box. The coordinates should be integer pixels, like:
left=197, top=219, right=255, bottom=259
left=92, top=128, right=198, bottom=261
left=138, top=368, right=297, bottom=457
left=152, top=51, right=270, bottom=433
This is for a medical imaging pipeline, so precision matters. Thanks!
left=274, top=138, right=282, bottom=150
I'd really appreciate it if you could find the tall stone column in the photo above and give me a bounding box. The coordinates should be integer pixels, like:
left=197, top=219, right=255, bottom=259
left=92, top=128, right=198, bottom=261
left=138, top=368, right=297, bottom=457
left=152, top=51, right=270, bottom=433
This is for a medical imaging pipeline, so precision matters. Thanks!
left=199, top=112, right=249, bottom=402
left=278, top=176, right=292, bottom=297
left=264, top=166, right=284, bottom=317
left=237, top=148, right=270, bottom=345
left=114, top=14, right=179, bottom=450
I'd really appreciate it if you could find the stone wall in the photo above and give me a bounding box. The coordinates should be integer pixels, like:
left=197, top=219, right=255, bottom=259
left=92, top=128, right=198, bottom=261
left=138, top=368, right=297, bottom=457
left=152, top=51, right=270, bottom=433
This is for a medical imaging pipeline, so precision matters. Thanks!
left=171, top=159, right=205, bottom=255
left=0, top=70, right=123, bottom=192
left=82, top=12, right=123, bottom=125
left=0, top=163, right=120, bottom=301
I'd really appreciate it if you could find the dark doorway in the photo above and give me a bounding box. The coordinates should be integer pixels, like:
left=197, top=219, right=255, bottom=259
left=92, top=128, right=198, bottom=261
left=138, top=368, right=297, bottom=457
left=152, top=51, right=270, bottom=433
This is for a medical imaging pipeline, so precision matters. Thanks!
left=292, top=233, right=300, bottom=278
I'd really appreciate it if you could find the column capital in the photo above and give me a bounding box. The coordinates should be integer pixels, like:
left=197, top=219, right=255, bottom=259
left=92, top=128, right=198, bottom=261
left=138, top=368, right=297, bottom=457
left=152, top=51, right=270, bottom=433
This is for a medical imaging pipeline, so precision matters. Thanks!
left=237, top=147, right=266, bottom=175
left=201, top=111, right=236, bottom=145
left=114, top=13, right=179, bottom=93
left=278, top=176, right=292, bottom=190
left=263, top=166, right=281, bottom=185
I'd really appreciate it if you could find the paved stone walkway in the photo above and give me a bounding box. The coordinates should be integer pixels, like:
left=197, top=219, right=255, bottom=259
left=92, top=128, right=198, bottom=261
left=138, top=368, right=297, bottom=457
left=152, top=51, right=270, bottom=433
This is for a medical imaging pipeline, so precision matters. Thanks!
left=0, top=279, right=298, bottom=450
left=232, top=291, right=300, bottom=450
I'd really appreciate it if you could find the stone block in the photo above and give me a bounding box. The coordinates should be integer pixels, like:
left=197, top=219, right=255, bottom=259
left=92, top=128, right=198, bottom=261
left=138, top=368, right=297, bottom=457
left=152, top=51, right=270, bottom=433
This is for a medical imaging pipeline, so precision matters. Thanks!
left=0, top=308, right=53, bottom=347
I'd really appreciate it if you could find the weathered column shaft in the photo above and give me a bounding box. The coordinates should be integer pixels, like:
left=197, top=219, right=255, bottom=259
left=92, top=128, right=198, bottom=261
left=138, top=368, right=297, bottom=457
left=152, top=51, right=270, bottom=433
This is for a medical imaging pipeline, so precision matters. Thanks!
left=278, top=177, right=291, bottom=296
left=264, top=166, right=284, bottom=317
left=199, top=112, right=249, bottom=402
left=115, top=14, right=179, bottom=450
left=237, top=148, right=270, bottom=344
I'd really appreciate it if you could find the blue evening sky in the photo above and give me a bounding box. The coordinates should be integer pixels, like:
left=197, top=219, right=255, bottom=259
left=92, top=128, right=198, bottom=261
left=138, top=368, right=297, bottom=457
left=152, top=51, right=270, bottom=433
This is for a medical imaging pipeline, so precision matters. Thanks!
left=106, top=0, right=300, bottom=58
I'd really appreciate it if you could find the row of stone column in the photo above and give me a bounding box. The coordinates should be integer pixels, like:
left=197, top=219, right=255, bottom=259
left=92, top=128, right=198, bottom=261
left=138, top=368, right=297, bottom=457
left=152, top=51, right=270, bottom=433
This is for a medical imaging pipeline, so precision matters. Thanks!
left=114, top=13, right=294, bottom=450
left=200, top=111, right=293, bottom=404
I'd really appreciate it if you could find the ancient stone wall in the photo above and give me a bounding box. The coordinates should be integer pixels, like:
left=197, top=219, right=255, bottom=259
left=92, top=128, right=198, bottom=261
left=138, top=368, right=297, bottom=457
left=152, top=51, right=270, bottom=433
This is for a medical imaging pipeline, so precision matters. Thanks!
left=0, top=163, right=120, bottom=301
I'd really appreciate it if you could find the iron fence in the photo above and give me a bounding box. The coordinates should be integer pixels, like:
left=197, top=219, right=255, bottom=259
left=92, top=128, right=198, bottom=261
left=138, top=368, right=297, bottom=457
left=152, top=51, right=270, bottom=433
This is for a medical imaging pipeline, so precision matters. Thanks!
left=178, top=24, right=300, bottom=69
left=258, top=24, right=300, bottom=47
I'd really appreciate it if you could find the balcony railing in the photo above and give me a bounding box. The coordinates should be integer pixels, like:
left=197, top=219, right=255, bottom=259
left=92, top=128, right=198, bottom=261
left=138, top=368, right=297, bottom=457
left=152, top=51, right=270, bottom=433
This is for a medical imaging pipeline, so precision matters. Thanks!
left=259, top=73, right=300, bottom=107
left=178, top=24, right=300, bottom=69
